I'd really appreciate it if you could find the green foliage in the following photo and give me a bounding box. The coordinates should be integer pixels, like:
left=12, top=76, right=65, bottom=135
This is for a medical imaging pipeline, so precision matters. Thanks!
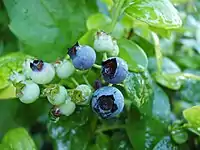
left=3, top=0, right=98, bottom=61
left=119, top=38, right=148, bottom=71
left=0, top=52, right=29, bottom=90
left=183, top=106, right=200, bottom=127
left=0, top=0, right=200, bottom=149
left=1, top=128, right=37, bottom=150
left=125, top=0, right=182, bottom=29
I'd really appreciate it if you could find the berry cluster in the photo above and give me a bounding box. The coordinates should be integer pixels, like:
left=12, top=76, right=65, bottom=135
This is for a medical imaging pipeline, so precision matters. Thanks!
left=10, top=31, right=128, bottom=120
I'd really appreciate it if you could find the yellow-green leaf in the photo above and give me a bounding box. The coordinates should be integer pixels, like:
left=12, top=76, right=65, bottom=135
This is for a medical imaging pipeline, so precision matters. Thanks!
left=183, top=106, right=200, bottom=127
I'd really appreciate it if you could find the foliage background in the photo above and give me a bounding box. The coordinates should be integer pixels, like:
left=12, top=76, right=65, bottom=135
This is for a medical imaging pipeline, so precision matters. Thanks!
left=0, top=0, right=200, bottom=149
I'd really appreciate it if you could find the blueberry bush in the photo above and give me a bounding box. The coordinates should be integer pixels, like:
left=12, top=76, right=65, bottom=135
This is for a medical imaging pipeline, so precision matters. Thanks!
left=0, top=0, right=200, bottom=149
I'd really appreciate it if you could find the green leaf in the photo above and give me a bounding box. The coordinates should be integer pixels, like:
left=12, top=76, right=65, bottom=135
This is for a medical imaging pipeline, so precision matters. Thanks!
left=118, top=38, right=148, bottom=71
left=131, top=34, right=155, bottom=57
left=183, top=106, right=200, bottom=127
left=48, top=106, right=96, bottom=150
left=0, top=52, right=29, bottom=89
left=125, top=0, right=182, bottom=29
left=152, top=83, right=171, bottom=123
left=86, top=13, right=125, bottom=39
left=0, top=100, right=19, bottom=138
left=0, top=144, right=10, bottom=150
left=148, top=57, right=182, bottom=90
left=148, top=57, right=181, bottom=74
left=153, top=72, right=183, bottom=90
left=111, top=132, right=133, bottom=150
left=180, top=70, right=200, bottom=104
left=79, top=30, right=98, bottom=47
left=0, top=84, right=16, bottom=100
left=95, top=133, right=110, bottom=150
left=54, top=123, right=92, bottom=150
left=171, top=52, right=200, bottom=69
left=153, top=136, right=178, bottom=150
left=2, top=128, right=37, bottom=150
left=86, top=13, right=111, bottom=30
left=124, top=71, right=153, bottom=115
left=126, top=107, right=167, bottom=150
left=3, top=0, right=97, bottom=61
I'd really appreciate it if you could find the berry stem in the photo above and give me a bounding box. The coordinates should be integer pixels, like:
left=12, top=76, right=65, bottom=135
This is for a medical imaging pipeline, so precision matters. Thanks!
left=151, top=32, right=163, bottom=73
left=70, top=77, right=79, bottom=86
left=110, top=0, right=126, bottom=32
left=95, top=124, right=125, bottom=133
left=82, top=75, right=92, bottom=88
left=103, top=52, right=108, bottom=61
left=93, top=64, right=102, bottom=69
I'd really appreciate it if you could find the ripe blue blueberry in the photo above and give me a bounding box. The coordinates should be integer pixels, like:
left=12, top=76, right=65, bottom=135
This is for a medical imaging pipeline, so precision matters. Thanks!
left=68, top=42, right=96, bottom=70
left=91, top=86, right=124, bottom=119
left=101, top=57, right=128, bottom=84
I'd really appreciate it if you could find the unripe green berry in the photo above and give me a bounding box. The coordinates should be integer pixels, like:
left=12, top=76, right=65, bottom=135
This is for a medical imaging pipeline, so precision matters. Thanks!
left=59, top=100, right=76, bottom=116
left=93, top=31, right=114, bottom=53
left=46, top=85, right=69, bottom=105
left=76, top=84, right=92, bottom=105
left=17, top=81, right=40, bottom=104
left=55, top=60, right=75, bottom=79
left=30, top=60, right=55, bottom=84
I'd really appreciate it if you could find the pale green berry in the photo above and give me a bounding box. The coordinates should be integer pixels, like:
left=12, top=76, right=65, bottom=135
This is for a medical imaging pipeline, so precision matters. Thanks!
left=76, top=84, right=92, bottom=105
left=93, top=31, right=114, bottom=53
left=10, top=72, right=26, bottom=83
left=30, top=60, right=55, bottom=84
left=47, top=85, right=69, bottom=105
left=55, top=60, right=75, bottom=79
left=18, top=81, right=40, bottom=104
left=107, top=40, right=119, bottom=57
left=59, top=100, right=76, bottom=116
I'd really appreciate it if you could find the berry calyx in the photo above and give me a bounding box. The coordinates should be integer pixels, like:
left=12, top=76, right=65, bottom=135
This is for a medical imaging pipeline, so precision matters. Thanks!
left=44, top=85, right=69, bottom=105
left=101, top=57, right=128, bottom=84
left=49, top=106, right=61, bottom=122
left=30, top=60, right=44, bottom=71
left=75, top=84, right=92, bottom=105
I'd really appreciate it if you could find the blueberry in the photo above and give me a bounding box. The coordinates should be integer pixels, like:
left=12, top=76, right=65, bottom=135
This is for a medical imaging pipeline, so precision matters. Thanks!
left=101, top=57, right=128, bottom=84
left=59, top=100, right=76, bottom=116
left=30, top=59, right=55, bottom=84
left=93, top=31, right=114, bottom=53
left=68, top=42, right=96, bottom=70
left=55, top=59, right=75, bottom=79
left=91, top=86, right=124, bottom=119
left=17, top=80, right=40, bottom=104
